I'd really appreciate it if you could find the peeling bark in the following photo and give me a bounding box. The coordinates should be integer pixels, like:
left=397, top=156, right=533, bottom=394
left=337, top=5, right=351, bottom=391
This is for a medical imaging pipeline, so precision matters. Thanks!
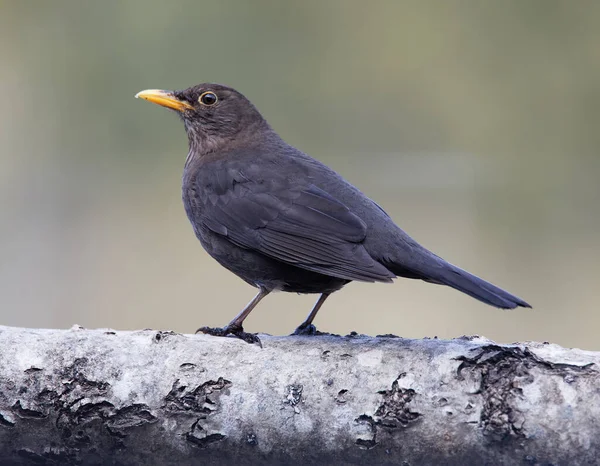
left=0, top=325, right=598, bottom=465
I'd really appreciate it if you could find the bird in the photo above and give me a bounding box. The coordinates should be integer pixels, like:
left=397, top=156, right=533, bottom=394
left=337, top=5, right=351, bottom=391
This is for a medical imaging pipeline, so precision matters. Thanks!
left=135, top=83, right=530, bottom=343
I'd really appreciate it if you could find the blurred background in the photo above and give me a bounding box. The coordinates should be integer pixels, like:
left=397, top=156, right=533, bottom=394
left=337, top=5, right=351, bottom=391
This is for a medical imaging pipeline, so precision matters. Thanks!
left=1, top=1, right=599, bottom=350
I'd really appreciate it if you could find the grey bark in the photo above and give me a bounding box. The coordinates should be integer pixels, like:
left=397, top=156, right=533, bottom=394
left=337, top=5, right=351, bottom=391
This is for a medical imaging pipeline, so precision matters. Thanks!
left=0, top=325, right=598, bottom=466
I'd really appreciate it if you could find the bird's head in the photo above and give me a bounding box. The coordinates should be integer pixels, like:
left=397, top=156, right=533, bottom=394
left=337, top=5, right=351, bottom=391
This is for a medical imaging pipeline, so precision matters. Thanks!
left=136, top=83, right=270, bottom=156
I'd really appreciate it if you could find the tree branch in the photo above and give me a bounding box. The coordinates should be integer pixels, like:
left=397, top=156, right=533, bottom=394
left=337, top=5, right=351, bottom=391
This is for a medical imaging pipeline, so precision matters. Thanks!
left=0, top=325, right=597, bottom=465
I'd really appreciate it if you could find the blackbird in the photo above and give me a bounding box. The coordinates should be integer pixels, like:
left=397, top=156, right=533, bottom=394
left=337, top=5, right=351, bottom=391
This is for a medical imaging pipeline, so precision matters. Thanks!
left=136, top=83, right=530, bottom=343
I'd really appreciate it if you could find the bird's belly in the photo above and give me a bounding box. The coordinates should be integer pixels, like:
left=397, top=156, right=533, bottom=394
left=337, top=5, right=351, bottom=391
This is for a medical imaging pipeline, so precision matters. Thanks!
left=195, top=228, right=348, bottom=294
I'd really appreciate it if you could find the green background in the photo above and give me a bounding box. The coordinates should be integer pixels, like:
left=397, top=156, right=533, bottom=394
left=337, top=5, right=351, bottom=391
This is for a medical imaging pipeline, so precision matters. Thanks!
left=1, top=1, right=599, bottom=349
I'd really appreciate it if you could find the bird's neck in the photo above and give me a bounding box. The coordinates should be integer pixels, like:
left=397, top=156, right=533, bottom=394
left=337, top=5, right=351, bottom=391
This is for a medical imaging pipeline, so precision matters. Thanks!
left=184, top=121, right=279, bottom=169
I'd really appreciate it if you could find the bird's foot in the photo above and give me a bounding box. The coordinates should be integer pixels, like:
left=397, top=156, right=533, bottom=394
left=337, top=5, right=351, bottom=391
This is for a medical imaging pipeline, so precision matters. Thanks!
left=196, top=325, right=261, bottom=346
left=291, top=323, right=318, bottom=336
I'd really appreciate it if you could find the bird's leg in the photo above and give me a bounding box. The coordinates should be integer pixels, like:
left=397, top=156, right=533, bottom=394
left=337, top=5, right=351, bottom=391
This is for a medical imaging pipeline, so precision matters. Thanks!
left=197, top=287, right=270, bottom=345
left=292, top=293, right=330, bottom=336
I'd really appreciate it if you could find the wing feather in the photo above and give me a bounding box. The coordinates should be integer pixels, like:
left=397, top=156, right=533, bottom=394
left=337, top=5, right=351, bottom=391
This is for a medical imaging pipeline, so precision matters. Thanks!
left=195, top=163, right=395, bottom=283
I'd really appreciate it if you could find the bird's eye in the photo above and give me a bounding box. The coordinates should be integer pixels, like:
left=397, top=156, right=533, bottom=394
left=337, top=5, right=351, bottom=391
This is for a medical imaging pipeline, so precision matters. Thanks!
left=199, top=91, right=218, bottom=106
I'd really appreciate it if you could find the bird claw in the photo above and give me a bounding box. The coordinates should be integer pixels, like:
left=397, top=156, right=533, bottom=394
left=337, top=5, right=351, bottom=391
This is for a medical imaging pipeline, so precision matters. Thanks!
left=196, top=325, right=262, bottom=346
left=292, top=323, right=318, bottom=336
left=196, top=325, right=231, bottom=337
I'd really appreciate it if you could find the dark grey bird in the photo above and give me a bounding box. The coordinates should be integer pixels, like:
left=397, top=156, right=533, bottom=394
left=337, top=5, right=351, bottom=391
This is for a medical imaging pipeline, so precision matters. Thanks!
left=136, top=83, right=530, bottom=343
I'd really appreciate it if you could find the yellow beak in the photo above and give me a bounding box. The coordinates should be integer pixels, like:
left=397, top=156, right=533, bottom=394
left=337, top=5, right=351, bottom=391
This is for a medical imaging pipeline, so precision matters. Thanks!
left=135, top=89, right=194, bottom=112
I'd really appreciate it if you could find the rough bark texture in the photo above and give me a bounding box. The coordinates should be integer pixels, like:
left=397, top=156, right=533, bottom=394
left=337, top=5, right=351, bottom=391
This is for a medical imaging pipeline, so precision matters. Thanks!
left=0, top=325, right=598, bottom=465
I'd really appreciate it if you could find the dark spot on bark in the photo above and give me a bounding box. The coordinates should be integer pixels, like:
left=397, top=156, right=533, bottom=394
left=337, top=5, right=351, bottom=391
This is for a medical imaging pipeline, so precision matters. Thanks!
left=355, top=438, right=377, bottom=449
left=31, top=359, right=140, bottom=446
left=456, top=345, right=596, bottom=442
left=0, top=411, right=15, bottom=427
left=163, top=377, right=231, bottom=414
left=185, top=418, right=226, bottom=448
left=283, top=384, right=303, bottom=409
left=18, top=386, right=28, bottom=394
left=457, top=335, right=481, bottom=341
left=25, top=367, right=43, bottom=374
left=246, top=432, right=258, bottom=446
left=355, top=374, right=420, bottom=449
left=60, top=358, right=110, bottom=394
left=355, top=414, right=377, bottom=449
left=36, top=388, right=59, bottom=407
left=179, top=362, right=197, bottom=370
left=153, top=330, right=179, bottom=343
left=340, top=353, right=353, bottom=359
left=374, top=375, right=420, bottom=428
left=347, top=331, right=359, bottom=337
left=104, top=331, right=116, bottom=335
left=335, top=389, right=348, bottom=404
left=12, top=400, right=47, bottom=419
left=46, top=371, right=155, bottom=447
left=105, top=404, right=157, bottom=436
left=376, top=334, right=400, bottom=338
left=58, top=400, right=115, bottom=431
left=321, top=350, right=331, bottom=360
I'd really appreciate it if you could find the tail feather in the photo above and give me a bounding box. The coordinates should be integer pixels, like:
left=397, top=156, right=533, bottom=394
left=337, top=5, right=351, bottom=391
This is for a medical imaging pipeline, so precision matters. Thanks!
left=431, top=263, right=531, bottom=309
left=385, top=255, right=531, bottom=309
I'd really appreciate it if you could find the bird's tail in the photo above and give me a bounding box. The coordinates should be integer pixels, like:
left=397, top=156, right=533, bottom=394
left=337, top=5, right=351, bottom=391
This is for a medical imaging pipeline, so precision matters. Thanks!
left=386, top=255, right=531, bottom=309
left=430, top=263, right=531, bottom=309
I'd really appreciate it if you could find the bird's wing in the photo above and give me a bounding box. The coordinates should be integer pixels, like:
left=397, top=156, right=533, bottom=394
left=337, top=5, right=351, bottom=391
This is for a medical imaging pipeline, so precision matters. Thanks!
left=195, top=165, right=395, bottom=283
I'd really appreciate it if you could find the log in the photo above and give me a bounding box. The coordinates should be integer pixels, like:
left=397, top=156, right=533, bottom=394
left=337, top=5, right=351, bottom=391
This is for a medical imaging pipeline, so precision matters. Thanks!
left=0, top=325, right=597, bottom=465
